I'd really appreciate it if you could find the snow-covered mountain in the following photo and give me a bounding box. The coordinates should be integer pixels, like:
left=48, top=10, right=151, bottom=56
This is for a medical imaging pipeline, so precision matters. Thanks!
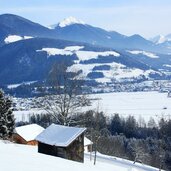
left=0, top=14, right=54, bottom=46
left=49, top=16, right=85, bottom=29
left=150, top=34, right=171, bottom=44
left=53, top=17, right=166, bottom=53
left=0, top=14, right=170, bottom=54
left=1, top=13, right=171, bottom=90
left=149, top=34, right=171, bottom=54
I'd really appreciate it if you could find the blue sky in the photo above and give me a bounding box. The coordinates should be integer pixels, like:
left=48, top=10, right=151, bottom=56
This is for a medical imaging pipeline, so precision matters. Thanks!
left=0, top=0, right=171, bottom=38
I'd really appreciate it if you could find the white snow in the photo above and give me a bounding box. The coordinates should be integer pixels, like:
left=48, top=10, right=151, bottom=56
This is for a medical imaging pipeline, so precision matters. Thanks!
left=76, top=50, right=120, bottom=61
left=36, top=124, right=86, bottom=147
left=37, top=47, right=120, bottom=60
left=85, top=91, right=171, bottom=122
left=150, top=35, right=171, bottom=44
left=59, top=16, right=85, bottom=27
left=15, top=124, right=44, bottom=142
left=13, top=109, right=46, bottom=122
left=163, top=64, right=171, bottom=68
left=127, top=50, right=159, bottom=59
left=84, top=137, right=93, bottom=146
left=64, top=46, right=84, bottom=51
left=37, top=48, right=73, bottom=57
left=7, top=81, right=37, bottom=89
left=24, top=36, right=33, bottom=39
left=156, top=35, right=167, bottom=44
left=0, top=140, right=160, bottom=171
left=95, top=78, right=111, bottom=83
left=4, top=35, right=33, bottom=44
left=4, top=35, right=23, bottom=43
left=14, top=92, right=171, bottom=123
left=68, top=62, right=154, bottom=83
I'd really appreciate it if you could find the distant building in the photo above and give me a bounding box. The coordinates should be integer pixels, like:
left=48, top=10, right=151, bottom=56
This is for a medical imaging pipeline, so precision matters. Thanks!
left=35, top=124, right=86, bottom=163
left=13, top=124, right=44, bottom=145
left=84, top=137, right=93, bottom=153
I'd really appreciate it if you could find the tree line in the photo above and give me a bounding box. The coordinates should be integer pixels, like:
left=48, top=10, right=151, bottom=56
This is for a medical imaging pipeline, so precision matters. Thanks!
left=17, top=111, right=170, bottom=170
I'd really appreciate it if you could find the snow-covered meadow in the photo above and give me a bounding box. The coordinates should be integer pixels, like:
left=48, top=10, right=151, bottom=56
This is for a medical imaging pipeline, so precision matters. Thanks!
left=86, top=91, right=171, bottom=122
left=13, top=91, right=171, bottom=123
left=0, top=140, right=160, bottom=171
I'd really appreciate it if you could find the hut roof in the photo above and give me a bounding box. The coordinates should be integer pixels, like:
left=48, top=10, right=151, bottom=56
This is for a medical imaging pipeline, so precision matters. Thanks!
left=35, top=124, right=86, bottom=147
left=15, top=124, right=45, bottom=142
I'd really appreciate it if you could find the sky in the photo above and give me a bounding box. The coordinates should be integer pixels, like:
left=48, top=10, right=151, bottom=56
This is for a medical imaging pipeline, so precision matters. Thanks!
left=0, top=0, right=171, bottom=38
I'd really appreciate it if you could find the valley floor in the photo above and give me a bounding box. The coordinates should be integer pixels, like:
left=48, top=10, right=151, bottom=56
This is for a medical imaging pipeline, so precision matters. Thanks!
left=14, top=91, right=171, bottom=122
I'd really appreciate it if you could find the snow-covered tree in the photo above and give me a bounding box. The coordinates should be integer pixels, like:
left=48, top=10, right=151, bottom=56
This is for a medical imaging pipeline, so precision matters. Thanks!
left=0, top=89, right=15, bottom=139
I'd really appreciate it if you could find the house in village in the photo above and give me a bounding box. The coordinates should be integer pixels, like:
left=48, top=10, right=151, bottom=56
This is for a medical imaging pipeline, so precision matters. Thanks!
left=13, top=124, right=44, bottom=145
left=35, top=124, right=86, bottom=163
left=84, top=137, right=93, bottom=153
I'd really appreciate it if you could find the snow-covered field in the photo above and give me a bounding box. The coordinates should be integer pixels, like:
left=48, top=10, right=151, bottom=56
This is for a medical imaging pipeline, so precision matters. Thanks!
left=14, top=91, right=171, bottom=123
left=4, top=35, right=33, bottom=44
left=127, top=50, right=159, bottom=59
left=86, top=91, right=171, bottom=122
left=0, top=141, right=160, bottom=171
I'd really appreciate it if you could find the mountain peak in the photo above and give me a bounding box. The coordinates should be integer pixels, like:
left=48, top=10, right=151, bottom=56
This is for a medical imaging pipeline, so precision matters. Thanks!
left=150, top=35, right=167, bottom=44
left=58, top=16, right=85, bottom=28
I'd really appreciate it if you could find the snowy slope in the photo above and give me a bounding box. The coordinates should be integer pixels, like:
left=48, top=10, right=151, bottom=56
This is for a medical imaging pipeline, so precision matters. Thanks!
left=150, top=35, right=171, bottom=44
left=0, top=141, right=160, bottom=171
left=37, top=46, right=157, bottom=83
left=127, top=50, right=159, bottom=59
left=4, top=35, right=33, bottom=44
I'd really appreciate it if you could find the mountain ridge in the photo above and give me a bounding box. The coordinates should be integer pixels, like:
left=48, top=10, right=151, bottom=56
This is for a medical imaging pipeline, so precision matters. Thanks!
left=0, top=13, right=170, bottom=54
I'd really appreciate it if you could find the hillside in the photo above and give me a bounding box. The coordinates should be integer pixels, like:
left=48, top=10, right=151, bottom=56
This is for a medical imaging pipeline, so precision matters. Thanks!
left=0, top=37, right=154, bottom=85
left=0, top=140, right=160, bottom=171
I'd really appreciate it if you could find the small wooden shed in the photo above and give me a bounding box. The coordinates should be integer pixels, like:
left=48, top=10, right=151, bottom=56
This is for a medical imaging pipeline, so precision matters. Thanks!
left=84, top=137, right=93, bottom=153
left=13, top=124, right=44, bottom=145
left=35, top=124, right=86, bottom=163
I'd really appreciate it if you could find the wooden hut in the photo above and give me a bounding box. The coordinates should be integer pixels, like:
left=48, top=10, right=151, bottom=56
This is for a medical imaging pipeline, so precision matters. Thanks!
left=35, top=124, right=86, bottom=163
left=13, top=124, right=44, bottom=145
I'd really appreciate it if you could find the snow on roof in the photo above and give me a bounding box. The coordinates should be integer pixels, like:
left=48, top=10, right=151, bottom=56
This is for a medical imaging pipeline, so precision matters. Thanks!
left=58, top=16, right=85, bottom=27
left=84, top=137, right=93, bottom=146
left=15, top=124, right=44, bottom=142
left=36, top=124, right=86, bottom=147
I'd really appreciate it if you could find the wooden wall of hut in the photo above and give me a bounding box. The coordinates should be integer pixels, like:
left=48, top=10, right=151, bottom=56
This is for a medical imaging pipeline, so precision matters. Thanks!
left=12, top=133, right=38, bottom=146
left=37, top=133, right=84, bottom=162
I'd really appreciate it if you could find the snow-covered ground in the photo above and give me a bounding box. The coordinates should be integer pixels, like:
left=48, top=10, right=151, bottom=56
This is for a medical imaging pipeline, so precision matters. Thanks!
left=37, top=46, right=120, bottom=60
left=0, top=141, right=160, bottom=171
left=85, top=91, right=171, bottom=121
left=4, top=35, right=33, bottom=44
left=8, top=81, right=37, bottom=89
left=36, top=46, right=163, bottom=83
left=127, top=50, right=159, bottom=59
left=13, top=91, right=171, bottom=123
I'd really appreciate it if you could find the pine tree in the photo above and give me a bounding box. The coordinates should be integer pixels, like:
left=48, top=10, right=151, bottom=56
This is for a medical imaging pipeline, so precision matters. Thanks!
left=0, top=89, right=15, bottom=139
